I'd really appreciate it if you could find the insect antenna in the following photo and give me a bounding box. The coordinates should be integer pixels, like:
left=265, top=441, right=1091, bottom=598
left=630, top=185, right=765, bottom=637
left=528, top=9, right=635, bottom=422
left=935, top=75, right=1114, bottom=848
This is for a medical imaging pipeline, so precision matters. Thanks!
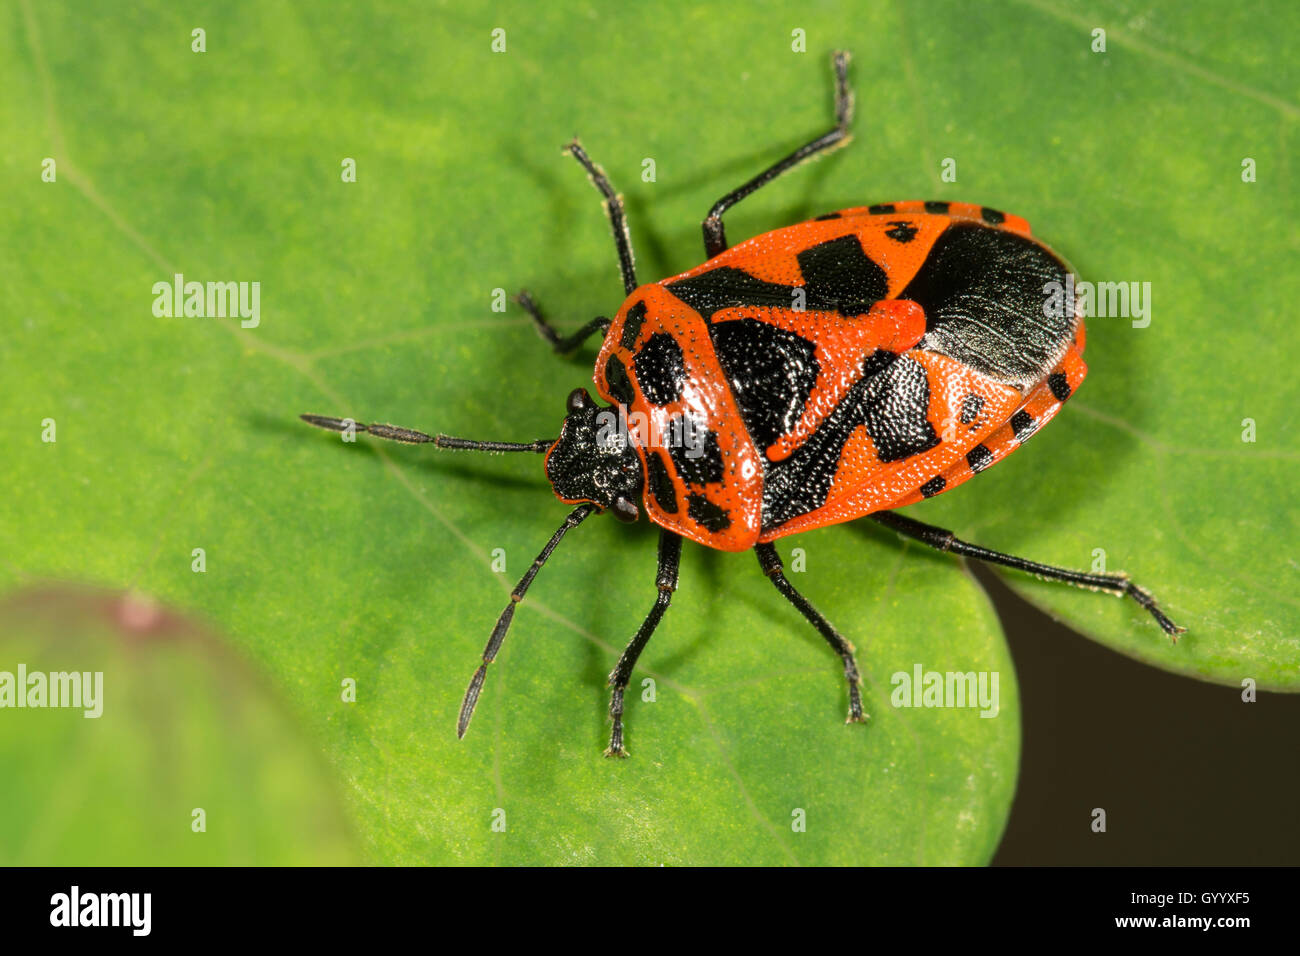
left=457, top=503, right=597, bottom=738
left=300, top=414, right=552, bottom=453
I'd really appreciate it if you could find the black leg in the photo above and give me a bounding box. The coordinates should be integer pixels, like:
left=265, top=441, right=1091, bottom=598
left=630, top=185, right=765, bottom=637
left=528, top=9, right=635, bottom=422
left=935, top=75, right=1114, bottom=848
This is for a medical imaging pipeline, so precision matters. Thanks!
left=755, top=542, right=867, bottom=724
left=565, top=140, right=638, bottom=295
left=871, top=511, right=1185, bottom=637
left=701, top=50, right=855, bottom=259
left=515, top=290, right=611, bottom=354
left=606, top=530, right=682, bottom=757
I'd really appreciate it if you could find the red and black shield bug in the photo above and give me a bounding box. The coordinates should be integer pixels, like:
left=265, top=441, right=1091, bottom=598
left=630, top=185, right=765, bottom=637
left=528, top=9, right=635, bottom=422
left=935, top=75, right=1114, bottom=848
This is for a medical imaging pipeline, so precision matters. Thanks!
left=303, top=51, right=1184, bottom=757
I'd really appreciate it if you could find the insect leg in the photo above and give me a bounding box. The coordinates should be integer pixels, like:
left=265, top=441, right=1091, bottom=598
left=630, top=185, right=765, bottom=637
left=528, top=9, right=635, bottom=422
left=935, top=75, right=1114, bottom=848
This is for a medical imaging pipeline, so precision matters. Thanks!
left=515, top=290, right=611, bottom=354
left=565, top=140, right=638, bottom=295
left=701, top=50, right=854, bottom=259
left=870, top=511, right=1185, bottom=637
left=755, top=542, right=866, bottom=723
left=606, top=529, right=682, bottom=757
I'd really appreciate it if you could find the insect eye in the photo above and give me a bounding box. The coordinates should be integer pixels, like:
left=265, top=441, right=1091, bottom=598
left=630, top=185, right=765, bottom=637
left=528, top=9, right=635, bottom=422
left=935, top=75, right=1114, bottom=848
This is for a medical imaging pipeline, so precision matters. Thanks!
left=566, top=387, right=592, bottom=415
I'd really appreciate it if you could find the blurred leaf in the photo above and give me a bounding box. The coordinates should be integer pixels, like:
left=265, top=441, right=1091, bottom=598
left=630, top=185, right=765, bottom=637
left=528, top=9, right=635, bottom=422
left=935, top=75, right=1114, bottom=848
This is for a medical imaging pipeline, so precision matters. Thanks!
left=0, top=588, right=356, bottom=865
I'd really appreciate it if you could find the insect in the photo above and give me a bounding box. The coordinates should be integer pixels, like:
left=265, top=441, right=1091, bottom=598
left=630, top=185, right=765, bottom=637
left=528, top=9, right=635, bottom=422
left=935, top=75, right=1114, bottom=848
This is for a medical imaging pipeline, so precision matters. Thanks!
left=303, top=51, right=1183, bottom=757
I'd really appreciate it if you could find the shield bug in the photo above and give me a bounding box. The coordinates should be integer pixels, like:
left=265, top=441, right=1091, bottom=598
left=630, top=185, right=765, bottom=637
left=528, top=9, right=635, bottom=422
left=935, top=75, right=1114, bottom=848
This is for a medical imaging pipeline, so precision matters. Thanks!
left=303, top=51, right=1183, bottom=756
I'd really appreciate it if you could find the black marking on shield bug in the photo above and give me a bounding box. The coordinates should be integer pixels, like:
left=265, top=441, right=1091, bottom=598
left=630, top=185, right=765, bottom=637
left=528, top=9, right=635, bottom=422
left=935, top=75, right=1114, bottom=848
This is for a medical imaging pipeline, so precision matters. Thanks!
left=868, top=203, right=895, bottom=215
left=981, top=206, right=1006, bottom=225
left=966, top=444, right=994, bottom=473
left=667, top=416, right=724, bottom=485
left=900, top=222, right=1073, bottom=385
left=646, top=450, right=678, bottom=514
left=885, top=220, right=919, bottom=243
left=795, top=234, right=888, bottom=315
left=665, top=237, right=886, bottom=323
left=814, top=211, right=842, bottom=221
left=620, top=300, right=648, bottom=350
left=709, top=318, right=819, bottom=457
left=687, top=493, right=731, bottom=532
left=665, top=267, right=800, bottom=322
left=920, top=475, right=946, bottom=498
left=860, top=354, right=941, bottom=463
left=924, top=200, right=950, bottom=214
left=861, top=348, right=897, bottom=379
left=760, top=349, right=940, bottom=532
left=960, top=392, right=985, bottom=425
left=634, top=333, right=687, bottom=406
left=604, top=354, right=635, bottom=405
left=1011, top=409, right=1038, bottom=442
left=1048, top=371, right=1072, bottom=402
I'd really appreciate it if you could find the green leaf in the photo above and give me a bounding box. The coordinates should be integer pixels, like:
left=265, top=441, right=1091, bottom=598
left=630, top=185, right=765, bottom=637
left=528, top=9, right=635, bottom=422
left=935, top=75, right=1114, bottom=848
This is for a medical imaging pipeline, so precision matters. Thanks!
left=0, top=588, right=357, bottom=865
left=5, top=0, right=1291, bottom=866
left=2, top=0, right=1018, bottom=865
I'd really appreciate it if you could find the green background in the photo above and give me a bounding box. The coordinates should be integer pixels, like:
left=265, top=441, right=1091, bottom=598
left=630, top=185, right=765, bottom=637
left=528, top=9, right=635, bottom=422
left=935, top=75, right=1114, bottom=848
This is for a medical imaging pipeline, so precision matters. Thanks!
left=1, top=0, right=1295, bottom=865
